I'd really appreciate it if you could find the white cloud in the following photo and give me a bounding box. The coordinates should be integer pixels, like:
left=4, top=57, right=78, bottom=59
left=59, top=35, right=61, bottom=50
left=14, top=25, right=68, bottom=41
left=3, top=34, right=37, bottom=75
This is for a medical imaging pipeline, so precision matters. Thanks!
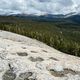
left=0, top=0, right=79, bottom=15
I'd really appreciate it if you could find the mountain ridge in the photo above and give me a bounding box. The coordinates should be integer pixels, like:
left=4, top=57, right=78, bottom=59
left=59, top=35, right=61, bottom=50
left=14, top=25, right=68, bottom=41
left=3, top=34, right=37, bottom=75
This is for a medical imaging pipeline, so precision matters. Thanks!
left=11, top=13, right=80, bottom=23
left=0, top=13, right=80, bottom=24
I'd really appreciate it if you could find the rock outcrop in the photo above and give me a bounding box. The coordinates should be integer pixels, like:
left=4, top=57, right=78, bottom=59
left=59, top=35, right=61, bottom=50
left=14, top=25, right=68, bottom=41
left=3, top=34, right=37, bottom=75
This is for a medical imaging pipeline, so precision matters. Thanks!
left=0, top=30, right=80, bottom=80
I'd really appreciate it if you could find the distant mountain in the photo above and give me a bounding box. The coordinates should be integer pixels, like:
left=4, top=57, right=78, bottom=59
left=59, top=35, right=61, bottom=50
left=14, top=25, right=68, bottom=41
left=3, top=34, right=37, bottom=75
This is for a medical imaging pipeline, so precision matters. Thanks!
left=12, top=13, right=80, bottom=23
left=0, top=13, right=80, bottom=24
left=66, top=15, right=80, bottom=23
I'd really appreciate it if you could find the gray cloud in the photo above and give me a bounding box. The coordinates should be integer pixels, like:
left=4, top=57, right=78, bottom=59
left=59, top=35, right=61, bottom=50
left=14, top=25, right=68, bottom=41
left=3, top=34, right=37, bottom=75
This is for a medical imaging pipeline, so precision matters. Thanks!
left=0, top=0, right=79, bottom=15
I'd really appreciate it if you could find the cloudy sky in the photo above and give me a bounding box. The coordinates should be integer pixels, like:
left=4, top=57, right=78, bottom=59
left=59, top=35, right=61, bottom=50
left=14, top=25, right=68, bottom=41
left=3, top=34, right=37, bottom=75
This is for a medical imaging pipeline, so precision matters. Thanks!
left=0, top=0, right=80, bottom=15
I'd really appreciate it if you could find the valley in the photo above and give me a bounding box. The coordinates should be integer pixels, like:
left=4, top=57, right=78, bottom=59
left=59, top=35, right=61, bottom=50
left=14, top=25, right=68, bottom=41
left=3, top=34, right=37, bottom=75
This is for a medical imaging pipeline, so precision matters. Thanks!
left=0, top=16, right=80, bottom=57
